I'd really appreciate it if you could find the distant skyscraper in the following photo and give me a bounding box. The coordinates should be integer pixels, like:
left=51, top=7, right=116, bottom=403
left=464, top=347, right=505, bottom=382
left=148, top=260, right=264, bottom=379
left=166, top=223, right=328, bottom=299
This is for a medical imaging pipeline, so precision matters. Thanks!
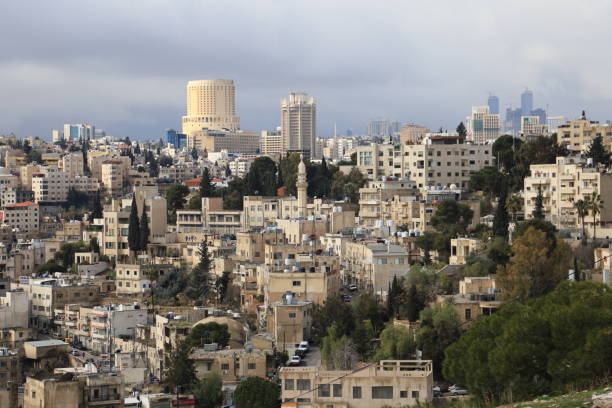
left=181, top=79, right=240, bottom=135
left=521, top=88, right=533, bottom=117
left=367, top=120, right=400, bottom=138
left=281, top=93, right=316, bottom=158
left=166, top=129, right=186, bottom=149
left=505, top=107, right=522, bottom=136
left=63, top=124, right=95, bottom=141
left=487, top=94, right=499, bottom=115
left=467, top=106, right=500, bottom=143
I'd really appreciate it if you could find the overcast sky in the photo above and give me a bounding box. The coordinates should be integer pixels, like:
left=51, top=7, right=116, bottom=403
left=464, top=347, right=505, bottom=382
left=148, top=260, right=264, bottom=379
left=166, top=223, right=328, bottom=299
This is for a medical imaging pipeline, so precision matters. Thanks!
left=2, top=0, right=612, bottom=140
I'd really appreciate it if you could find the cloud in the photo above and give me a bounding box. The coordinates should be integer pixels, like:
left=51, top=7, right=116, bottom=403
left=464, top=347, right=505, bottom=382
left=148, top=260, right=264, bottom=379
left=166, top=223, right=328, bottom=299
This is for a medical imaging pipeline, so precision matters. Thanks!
left=1, top=0, right=612, bottom=139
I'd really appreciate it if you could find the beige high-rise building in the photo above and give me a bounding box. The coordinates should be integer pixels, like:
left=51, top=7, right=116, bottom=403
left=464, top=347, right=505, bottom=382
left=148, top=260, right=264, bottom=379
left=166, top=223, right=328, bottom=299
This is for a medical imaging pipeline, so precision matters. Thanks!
left=261, top=128, right=283, bottom=156
left=281, top=93, right=316, bottom=157
left=182, top=79, right=240, bottom=135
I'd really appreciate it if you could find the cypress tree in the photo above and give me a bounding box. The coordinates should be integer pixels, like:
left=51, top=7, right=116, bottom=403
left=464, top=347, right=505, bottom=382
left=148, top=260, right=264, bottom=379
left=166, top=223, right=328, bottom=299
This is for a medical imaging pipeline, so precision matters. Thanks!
left=456, top=121, right=467, bottom=138
left=188, top=241, right=211, bottom=300
left=91, top=191, right=103, bottom=220
left=128, top=196, right=141, bottom=251
left=139, top=204, right=150, bottom=252
left=587, top=135, right=611, bottom=167
left=533, top=187, right=545, bottom=219
left=493, top=184, right=509, bottom=238
left=200, top=167, right=215, bottom=198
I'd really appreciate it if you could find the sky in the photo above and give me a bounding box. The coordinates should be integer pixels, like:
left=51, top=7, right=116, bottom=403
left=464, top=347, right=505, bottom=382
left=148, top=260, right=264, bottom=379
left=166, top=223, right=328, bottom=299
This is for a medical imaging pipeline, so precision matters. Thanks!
left=2, top=0, right=612, bottom=140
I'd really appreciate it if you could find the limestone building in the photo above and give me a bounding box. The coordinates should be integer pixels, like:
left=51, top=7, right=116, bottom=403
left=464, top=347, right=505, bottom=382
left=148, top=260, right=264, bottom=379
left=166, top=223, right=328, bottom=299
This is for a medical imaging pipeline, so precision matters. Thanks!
left=281, top=93, right=316, bottom=158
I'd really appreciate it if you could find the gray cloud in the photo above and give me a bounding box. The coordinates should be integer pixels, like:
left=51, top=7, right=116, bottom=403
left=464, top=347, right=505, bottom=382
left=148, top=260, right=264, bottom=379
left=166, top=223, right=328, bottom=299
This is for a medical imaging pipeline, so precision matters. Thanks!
left=2, top=0, right=612, bottom=139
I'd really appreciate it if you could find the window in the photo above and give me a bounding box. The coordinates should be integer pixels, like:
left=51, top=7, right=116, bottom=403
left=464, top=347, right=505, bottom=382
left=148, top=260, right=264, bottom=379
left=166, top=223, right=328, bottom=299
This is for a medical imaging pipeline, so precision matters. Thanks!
left=465, top=309, right=472, bottom=320
left=353, top=386, right=362, bottom=399
left=221, top=363, right=229, bottom=370
left=248, top=363, right=256, bottom=370
left=412, top=390, right=420, bottom=398
left=288, top=313, right=296, bottom=318
left=400, top=390, right=407, bottom=398
left=285, top=379, right=294, bottom=390
left=297, top=379, right=311, bottom=390
left=292, top=281, right=301, bottom=286
left=318, top=384, right=330, bottom=397
left=372, top=386, right=393, bottom=399
left=333, top=384, right=342, bottom=397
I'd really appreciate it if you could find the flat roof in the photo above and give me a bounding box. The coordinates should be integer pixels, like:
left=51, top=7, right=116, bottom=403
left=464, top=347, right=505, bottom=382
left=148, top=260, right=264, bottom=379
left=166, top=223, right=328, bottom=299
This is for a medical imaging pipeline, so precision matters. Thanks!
left=26, top=339, right=68, bottom=348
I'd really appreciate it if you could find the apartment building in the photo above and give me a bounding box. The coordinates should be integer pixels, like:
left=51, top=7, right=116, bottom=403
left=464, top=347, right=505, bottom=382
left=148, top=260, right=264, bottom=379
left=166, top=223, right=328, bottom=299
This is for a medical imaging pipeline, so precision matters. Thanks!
left=188, top=129, right=261, bottom=154
left=20, top=164, right=40, bottom=191
left=399, top=124, right=431, bottom=145
left=279, top=360, right=433, bottom=408
left=202, top=197, right=242, bottom=234
left=101, top=159, right=127, bottom=197
left=450, top=238, right=483, bottom=265
left=1, top=201, right=39, bottom=233
left=62, top=304, right=147, bottom=353
left=0, top=188, right=34, bottom=207
left=190, top=348, right=267, bottom=384
left=344, top=242, right=410, bottom=293
left=228, top=158, right=253, bottom=178
left=235, top=229, right=286, bottom=264
left=556, top=118, right=612, bottom=153
left=524, top=157, right=612, bottom=233
left=176, top=209, right=203, bottom=233
left=0, top=289, right=29, bottom=330
left=352, top=136, right=492, bottom=189
left=115, top=263, right=173, bottom=297
left=265, top=291, right=313, bottom=347
left=261, top=129, right=283, bottom=157
left=24, top=373, right=123, bottom=408
left=437, top=276, right=501, bottom=325
left=520, top=116, right=548, bottom=141
left=60, top=152, right=85, bottom=179
left=32, top=167, right=69, bottom=203
left=467, top=106, right=500, bottom=144
left=19, top=278, right=101, bottom=329
left=70, top=175, right=101, bottom=195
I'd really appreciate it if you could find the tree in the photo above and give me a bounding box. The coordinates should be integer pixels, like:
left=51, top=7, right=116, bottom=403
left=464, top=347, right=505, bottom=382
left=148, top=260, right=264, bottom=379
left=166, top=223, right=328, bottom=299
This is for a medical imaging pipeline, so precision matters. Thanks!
left=492, top=135, right=522, bottom=171
left=166, top=184, right=190, bottom=213
left=234, top=377, right=280, bottom=408
left=200, top=167, right=215, bottom=198
left=26, top=150, right=42, bottom=164
left=321, top=323, right=358, bottom=370
left=193, top=371, right=223, bottom=408
left=187, top=241, right=212, bottom=301
left=128, top=196, right=141, bottom=252
left=159, top=155, right=173, bottom=167
left=416, top=303, right=462, bottom=379
left=443, top=281, right=612, bottom=403
left=187, top=192, right=202, bottom=210
left=574, top=199, right=589, bottom=244
left=469, top=167, right=507, bottom=198
left=586, top=134, right=611, bottom=167
left=492, top=183, right=509, bottom=238
left=415, top=232, right=436, bottom=264
left=505, top=193, right=522, bottom=222
left=532, top=187, right=544, bottom=219
left=386, top=275, right=404, bottom=319
left=456, top=122, right=467, bottom=138
left=222, top=177, right=246, bottom=210
left=330, top=168, right=367, bottom=203
left=216, top=271, right=231, bottom=304
left=91, top=191, right=103, bottom=220
left=164, top=341, right=196, bottom=393
left=372, top=325, right=415, bottom=361
left=191, top=147, right=198, bottom=161
left=246, top=156, right=277, bottom=196
left=497, top=227, right=572, bottom=302
left=139, top=204, right=150, bottom=252
left=403, top=284, right=422, bottom=321
left=152, top=269, right=187, bottom=301
left=588, top=192, right=604, bottom=241
left=352, top=291, right=386, bottom=333
left=185, top=322, right=230, bottom=349
left=430, top=199, right=473, bottom=234
left=311, top=297, right=354, bottom=344
left=148, top=155, right=159, bottom=177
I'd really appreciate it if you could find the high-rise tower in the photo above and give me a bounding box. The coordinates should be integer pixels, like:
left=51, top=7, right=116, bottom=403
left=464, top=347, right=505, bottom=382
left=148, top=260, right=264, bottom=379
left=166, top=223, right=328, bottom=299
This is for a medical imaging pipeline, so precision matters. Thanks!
left=487, top=94, right=499, bottom=115
left=181, top=79, right=240, bottom=135
left=521, top=88, right=533, bottom=117
left=281, top=93, right=316, bottom=158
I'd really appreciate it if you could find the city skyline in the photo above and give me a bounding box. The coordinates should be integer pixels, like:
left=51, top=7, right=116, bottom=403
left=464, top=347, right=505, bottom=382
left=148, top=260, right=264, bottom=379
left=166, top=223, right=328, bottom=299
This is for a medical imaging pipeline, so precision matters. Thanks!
left=2, top=1, right=612, bottom=140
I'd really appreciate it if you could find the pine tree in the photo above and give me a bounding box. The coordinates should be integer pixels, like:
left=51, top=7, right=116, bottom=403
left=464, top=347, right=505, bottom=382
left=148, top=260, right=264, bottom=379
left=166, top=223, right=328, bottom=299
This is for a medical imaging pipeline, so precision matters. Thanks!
left=188, top=241, right=211, bottom=301
left=139, top=204, right=150, bottom=252
left=456, top=121, right=467, bottom=138
left=91, top=190, right=103, bottom=220
left=493, top=185, right=509, bottom=238
left=532, top=187, right=545, bottom=219
left=128, top=196, right=141, bottom=251
left=587, top=135, right=611, bottom=167
left=404, top=285, right=420, bottom=322
left=200, top=167, right=215, bottom=198
left=191, top=147, right=198, bottom=160
left=276, top=157, right=284, bottom=189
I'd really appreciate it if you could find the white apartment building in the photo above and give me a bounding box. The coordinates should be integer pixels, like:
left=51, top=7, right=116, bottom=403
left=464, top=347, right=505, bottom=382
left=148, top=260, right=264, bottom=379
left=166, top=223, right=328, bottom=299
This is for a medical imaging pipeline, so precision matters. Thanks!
left=31, top=167, right=69, bottom=203
left=0, top=289, right=29, bottom=329
left=101, top=159, right=127, bottom=197
left=281, top=93, right=316, bottom=157
left=351, top=135, right=492, bottom=190
left=467, top=106, right=500, bottom=144
left=228, top=158, right=253, bottom=178
left=344, top=242, right=410, bottom=294
left=279, top=360, right=433, bottom=408
left=524, top=157, right=612, bottom=234
left=520, top=116, right=548, bottom=141
left=261, top=129, right=283, bottom=157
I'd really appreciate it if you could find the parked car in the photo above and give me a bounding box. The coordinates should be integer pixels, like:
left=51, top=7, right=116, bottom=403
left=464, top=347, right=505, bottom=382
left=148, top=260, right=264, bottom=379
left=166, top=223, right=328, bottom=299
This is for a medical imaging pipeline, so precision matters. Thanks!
left=294, top=348, right=306, bottom=358
left=348, top=284, right=358, bottom=291
left=70, top=350, right=81, bottom=356
left=298, top=341, right=309, bottom=352
left=450, top=385, right=468, bottom=396
left=341, top=294, right=351, bottom=303
left=288, top=355, right=301, bottom=366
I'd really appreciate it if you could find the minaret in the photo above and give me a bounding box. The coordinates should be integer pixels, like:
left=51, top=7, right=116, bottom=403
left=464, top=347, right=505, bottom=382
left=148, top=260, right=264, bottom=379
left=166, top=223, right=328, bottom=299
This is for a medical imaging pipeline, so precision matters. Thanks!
left=297, top=154, right=308, bottom=218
